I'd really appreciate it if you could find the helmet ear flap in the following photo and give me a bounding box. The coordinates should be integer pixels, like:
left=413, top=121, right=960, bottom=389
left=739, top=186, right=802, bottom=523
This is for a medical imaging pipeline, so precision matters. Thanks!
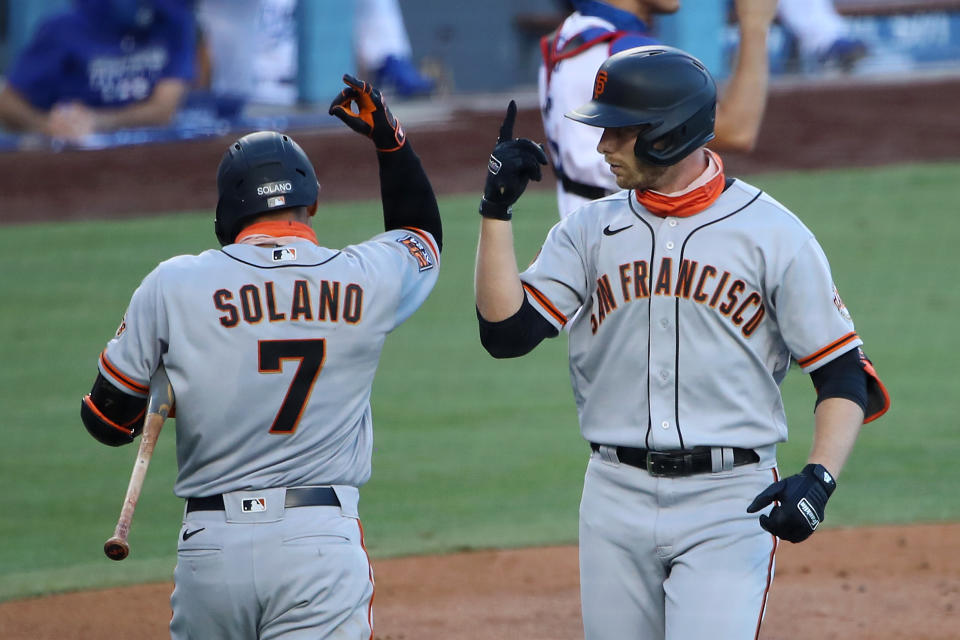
left=633, top=101, right=715, bottom=166
left=631, top=124, right=674, bottom=166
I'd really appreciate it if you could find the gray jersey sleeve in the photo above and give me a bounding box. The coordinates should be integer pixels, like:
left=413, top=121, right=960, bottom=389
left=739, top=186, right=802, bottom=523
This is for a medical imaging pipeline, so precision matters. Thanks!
left=343, top=228, right=439, bottom=329
left=772, top=236, right=862, bottom=373
left=520, top=218, right=591, bottom=331
left=99, top=264, right=170, bottom=396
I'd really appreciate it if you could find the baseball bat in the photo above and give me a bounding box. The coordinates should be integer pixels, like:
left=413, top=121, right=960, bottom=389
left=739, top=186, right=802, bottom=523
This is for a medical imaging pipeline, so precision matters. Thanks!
left=103, top=365, right=174, bottom=561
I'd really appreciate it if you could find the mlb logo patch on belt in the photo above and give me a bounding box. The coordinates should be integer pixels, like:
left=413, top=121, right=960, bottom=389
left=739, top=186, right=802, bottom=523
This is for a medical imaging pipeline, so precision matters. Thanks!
left=242, top=497, right=267, bottom=512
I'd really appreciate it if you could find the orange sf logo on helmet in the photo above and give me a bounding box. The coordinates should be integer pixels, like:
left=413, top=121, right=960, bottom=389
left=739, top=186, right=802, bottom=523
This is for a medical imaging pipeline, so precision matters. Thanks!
left=593, top=71, right=608, bottom=99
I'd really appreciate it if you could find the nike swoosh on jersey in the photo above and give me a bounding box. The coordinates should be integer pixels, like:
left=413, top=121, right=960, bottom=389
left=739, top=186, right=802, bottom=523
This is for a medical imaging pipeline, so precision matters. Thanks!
left=182, top=527, right=206, bottom=541
left=603, top=224, right=633, bottom=236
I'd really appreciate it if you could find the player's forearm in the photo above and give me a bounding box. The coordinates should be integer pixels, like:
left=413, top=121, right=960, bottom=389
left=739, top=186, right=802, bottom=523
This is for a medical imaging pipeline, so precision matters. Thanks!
left=712, top=23, right=770, bottom=152
left=0, top=87, right=48, bottom=133
left=807, top=397, right=864, bottom=478
left=378, top=141, right=442, bottom=250
left=475, top=218, right=524, bottom=321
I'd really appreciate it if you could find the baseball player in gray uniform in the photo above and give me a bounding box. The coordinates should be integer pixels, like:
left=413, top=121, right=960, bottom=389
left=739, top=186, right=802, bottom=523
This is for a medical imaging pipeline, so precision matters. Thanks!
left=475, top=47, right=889, bottom=639
left=81, top=75, right=441, bottom=639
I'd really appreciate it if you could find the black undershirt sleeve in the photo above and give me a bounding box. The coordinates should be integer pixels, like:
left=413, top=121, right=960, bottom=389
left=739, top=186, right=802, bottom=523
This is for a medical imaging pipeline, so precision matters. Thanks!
left=809, top=348, right=869, bottom=412
left=477, top=295, right=559, bottom=358
left=377, top=142, right=442, bottom=252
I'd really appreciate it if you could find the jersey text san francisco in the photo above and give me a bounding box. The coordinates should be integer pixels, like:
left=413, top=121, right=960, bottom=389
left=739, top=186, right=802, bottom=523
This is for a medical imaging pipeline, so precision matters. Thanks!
left=591, top=256, right=765, bottom=337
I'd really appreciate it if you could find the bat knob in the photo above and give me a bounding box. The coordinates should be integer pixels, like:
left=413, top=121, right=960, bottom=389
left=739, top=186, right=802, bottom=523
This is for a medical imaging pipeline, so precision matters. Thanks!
left=104, top=537, right=130, bottom=561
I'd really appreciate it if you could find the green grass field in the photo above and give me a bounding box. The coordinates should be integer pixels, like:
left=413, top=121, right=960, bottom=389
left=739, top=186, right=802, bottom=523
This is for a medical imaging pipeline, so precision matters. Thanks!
left=1, top=161, right=957, bottom=602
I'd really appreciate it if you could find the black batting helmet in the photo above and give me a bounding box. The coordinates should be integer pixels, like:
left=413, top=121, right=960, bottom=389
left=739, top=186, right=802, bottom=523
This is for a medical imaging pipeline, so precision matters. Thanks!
left=214, top=131, right=320, bottom=246
left=566, top=46, right=716, bottom=166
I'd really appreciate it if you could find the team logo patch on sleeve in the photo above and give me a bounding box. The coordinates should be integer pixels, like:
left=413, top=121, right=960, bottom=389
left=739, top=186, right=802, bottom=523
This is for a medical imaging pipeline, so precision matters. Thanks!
left=832, top=285, right=852, bottom=321
left=115, top=314, right=127, bottom=337
left=398, top=234, right=435, bottom=271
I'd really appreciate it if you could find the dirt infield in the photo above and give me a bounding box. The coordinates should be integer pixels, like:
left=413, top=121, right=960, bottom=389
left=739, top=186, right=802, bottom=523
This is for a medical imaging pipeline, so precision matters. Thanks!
left=1, top=522, right=957, bottom=639
left=2, top=76, right=959, bottom=638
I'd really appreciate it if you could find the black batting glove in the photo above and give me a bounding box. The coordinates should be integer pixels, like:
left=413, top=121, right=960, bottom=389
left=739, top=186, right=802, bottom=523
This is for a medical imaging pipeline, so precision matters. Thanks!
left=747, top=464, right=837, bottom=543
left=329, top=74, right=406, bottom=152
left=480, top=100, right=548, bottom=220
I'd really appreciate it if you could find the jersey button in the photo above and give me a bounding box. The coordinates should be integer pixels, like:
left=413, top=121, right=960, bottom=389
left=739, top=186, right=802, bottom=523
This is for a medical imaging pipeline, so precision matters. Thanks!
left=660, top=369, right=669, bottom=380
left=666, top=241, right=675, bottom=250
left=668, top=219, right=678, bottom=227
left=660, top=318, right=669, bottom=328
left=660, top=421, right=670, bottom=430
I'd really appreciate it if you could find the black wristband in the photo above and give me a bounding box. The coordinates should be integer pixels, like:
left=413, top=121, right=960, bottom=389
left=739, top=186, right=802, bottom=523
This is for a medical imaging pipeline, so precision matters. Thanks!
left=479, top=197, right=512, bottom=220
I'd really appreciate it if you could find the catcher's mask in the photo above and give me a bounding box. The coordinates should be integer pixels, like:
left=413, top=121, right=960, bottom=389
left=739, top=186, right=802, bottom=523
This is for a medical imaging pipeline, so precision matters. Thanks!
left=214, top=131, right=320, bottom=246
left=566, top=46, right=717, bottom=166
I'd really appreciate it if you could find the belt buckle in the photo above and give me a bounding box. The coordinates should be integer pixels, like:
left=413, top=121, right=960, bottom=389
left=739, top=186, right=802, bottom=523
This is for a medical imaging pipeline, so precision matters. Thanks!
left=646, top=451, right=686, bottom=477
left=646, top=451, right=669, bottom=477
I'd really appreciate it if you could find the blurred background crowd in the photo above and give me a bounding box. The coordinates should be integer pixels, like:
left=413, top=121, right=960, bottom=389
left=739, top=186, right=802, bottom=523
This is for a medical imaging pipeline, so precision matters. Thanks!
left=0, top=0, right=957, bottom=151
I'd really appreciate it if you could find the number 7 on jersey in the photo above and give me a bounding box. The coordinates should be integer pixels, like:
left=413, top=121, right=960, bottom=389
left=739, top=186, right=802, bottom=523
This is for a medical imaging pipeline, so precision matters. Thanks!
left=258, top=339, right=326, bottom=434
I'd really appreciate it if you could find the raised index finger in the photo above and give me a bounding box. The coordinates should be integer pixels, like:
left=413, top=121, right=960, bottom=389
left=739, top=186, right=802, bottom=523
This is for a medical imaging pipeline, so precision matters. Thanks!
left=498, top=100, right=517, bottom=143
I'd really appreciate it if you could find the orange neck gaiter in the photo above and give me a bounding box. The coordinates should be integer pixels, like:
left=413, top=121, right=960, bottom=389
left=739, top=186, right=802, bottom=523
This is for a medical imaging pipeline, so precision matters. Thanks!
left=235, top=220, right=318, bottom=245
left=634, top=150, right=725, bottom=218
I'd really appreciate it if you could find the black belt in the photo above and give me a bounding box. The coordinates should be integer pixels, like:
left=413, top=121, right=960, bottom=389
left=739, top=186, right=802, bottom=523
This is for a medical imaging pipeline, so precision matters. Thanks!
left=590, top=443, right=759, bottom=477
left=556, top=168, right=611, bottom=201
left=186, top=487, right=340, bottom=513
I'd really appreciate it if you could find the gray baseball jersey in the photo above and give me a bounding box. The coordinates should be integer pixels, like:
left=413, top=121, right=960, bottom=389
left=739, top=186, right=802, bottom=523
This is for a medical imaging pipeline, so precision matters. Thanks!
left=521, top=179, right=860, bottom=466
left=99, top=228, right=439, bottom=500
left=518, top=177, right=860, bottom=637
left=100, top=227, right=437, bottom=638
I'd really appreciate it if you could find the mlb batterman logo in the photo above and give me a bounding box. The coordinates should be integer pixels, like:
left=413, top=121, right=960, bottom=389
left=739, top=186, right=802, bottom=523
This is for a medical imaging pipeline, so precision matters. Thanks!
left=242, top=498, right=267, bottom=512
left=593, top=70, right=608, bottom=99
left=272, top=247, right=297, bottom=262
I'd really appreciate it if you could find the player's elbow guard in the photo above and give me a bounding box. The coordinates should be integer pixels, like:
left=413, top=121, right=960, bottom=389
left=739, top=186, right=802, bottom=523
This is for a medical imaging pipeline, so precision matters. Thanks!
left=80, top=374, right=146, bottom=446
left=477, top=297, right=558, bottom=358
left=809, top=349, right=868, bottom=413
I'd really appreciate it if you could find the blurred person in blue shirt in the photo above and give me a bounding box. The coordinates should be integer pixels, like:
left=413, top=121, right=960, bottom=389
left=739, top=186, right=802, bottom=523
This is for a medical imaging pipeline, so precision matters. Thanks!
left=0, top=0, right=195, bottom=143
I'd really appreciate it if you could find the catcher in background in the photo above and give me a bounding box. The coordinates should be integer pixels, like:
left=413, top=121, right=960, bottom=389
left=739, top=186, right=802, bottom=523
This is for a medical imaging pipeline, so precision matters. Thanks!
left=475, top=46, right=888, bottom=638
left=540, top=0, right=778, bottom=218
left=80, top=74, right=441, bottom=638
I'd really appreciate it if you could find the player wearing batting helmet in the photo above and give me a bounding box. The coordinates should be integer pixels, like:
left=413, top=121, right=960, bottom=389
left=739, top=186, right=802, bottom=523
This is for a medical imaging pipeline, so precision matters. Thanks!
left=475, top=46, right=889, bottom=639
left=82, top=74, right=442, bottom=639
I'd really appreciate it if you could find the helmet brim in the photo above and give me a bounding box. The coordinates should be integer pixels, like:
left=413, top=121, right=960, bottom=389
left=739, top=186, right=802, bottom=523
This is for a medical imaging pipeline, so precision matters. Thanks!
left=565, top=101, right=661, bottom=129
